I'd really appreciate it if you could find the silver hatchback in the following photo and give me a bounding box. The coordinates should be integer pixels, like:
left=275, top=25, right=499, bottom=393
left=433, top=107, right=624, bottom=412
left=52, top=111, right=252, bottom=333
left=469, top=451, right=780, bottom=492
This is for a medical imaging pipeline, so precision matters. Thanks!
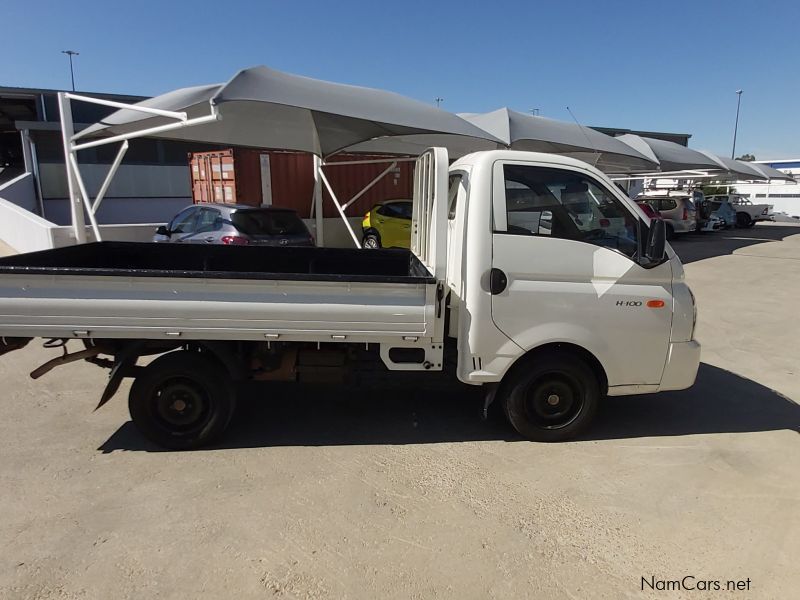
left=636, top=195, right=696, bottom=239
left=154, top=204, right=314, bottom=246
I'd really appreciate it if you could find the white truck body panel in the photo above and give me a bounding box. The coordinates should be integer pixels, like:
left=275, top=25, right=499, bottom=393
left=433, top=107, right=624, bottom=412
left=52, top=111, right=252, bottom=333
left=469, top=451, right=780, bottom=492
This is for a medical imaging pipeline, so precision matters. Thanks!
left=0, top=274, right=436, bottom=343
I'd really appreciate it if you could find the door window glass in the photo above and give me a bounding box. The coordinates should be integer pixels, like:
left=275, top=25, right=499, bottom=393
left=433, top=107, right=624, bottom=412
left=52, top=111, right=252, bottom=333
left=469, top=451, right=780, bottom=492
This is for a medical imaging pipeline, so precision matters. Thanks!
left=499, top=165, right=639, bottom=258
left=659, top=198, right=678, bottom=211
left=377, top=202, right=412, bottom=220
left=448, top=175, right=462, bottom=219
left=195, top=208, right=222, bottom=233
left=169, top=207, right=198, bottom=234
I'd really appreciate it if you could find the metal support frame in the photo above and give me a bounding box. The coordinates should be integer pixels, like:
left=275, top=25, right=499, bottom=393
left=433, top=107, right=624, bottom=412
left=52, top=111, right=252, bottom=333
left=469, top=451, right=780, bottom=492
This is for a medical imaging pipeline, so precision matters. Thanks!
left=315, top=156, right=416, bottom=249
left=58, top=91, right=219, bottom=243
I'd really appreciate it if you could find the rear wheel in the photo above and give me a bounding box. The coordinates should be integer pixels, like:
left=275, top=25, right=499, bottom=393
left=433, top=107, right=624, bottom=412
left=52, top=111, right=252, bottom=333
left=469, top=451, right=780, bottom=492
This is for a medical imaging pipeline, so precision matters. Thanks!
left=362, top=233, right=381, bottom=249
left=736, top=212, right=752, bottom=228
left=502, top=354, right=599, bottom=442
left=128, top=351, right=236, bottom=450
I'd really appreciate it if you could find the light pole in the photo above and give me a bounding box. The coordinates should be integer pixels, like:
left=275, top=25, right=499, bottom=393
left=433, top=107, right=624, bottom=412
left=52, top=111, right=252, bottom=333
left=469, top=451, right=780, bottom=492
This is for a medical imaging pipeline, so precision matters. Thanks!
left=731, top=89, right=743, bottom=159
left=61, top=50, right=79, bottom=91
left=434, top=97, right=443, bottom=108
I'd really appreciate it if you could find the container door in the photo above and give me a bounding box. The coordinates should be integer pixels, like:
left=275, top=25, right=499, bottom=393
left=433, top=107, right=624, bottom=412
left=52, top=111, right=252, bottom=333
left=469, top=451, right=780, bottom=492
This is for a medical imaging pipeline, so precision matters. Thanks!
left=489, top=160, right=673, bottom=386
left=411, top=148, right=449, bottom=280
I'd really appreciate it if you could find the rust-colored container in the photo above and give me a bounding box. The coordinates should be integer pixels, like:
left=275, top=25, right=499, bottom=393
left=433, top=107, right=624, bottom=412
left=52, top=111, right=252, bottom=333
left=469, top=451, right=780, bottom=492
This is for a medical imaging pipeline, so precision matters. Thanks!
left=189, top=149, right=263, bottom=207
left=189, top=149, right=414, bottom=218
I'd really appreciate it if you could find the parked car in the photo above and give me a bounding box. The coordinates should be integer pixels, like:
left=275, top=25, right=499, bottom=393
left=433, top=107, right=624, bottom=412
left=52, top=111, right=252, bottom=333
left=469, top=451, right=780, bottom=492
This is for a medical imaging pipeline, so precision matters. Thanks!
left=362, top=199, right=413, bottom=248
left=705, top=194, right=773, bottom=228
left=154, top=204, right=314, bottom=246
left=635, top=195, right=696, bottom=239
left=636, top=201, right=663, bottom=221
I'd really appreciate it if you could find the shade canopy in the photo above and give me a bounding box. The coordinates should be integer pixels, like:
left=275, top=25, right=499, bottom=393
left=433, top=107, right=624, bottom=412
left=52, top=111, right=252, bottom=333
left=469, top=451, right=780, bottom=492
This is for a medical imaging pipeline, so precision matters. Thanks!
left=749, top=163, right=796, bottom=182
left=615, top=134, right=722, bottom=172
left=76, top=65, right=502, bottom=157
left=458, top=108, right=658, bottom=172
left=699, top=152, right=768, bottom=181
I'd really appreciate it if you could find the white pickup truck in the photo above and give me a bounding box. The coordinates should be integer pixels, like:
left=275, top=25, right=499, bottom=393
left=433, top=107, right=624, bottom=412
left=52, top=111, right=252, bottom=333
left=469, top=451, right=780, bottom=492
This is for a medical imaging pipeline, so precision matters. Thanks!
left=0, top=149, right=700, bottom=449
left=706, top=194, right=773, bottom=228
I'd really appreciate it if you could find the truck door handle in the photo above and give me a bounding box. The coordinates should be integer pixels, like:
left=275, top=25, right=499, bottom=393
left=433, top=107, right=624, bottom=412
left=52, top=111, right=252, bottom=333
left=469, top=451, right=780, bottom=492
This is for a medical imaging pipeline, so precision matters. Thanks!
left=490, top=268, right=507, bottom=295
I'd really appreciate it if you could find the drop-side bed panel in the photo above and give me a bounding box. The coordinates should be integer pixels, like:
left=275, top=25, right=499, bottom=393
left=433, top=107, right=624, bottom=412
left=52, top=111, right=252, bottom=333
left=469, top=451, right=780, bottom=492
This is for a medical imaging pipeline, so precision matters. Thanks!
left=0, top=243, right=436, bottom=342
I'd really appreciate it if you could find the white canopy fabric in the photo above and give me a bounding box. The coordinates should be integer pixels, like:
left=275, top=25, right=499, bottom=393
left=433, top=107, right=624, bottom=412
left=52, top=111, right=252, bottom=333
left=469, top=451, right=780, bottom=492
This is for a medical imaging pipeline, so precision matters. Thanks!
left=749, top=163, right=796, bottom=182
left=615, top=134, right=722, bottom=172
left=76, top=65, right=503, bottom=158
left=458, top=108, right=658, bottom=173
left=699, top=152, right=768, bottom=181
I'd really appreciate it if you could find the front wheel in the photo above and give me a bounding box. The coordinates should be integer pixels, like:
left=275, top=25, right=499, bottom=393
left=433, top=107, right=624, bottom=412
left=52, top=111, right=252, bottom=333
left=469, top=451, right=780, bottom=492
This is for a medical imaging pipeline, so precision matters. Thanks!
left=128, top=351, right=236, bottom=450
left=736, top=212, right=752, bottom=228
left=362, top=233, right=381, bottom=249
left=502, top=354, right=599, bottom=442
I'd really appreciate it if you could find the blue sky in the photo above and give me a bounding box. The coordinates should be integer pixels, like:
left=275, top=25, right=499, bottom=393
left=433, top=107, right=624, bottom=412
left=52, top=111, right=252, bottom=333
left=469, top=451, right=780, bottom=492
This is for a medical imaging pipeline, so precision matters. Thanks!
left=3, top=0, right=799, bottom=158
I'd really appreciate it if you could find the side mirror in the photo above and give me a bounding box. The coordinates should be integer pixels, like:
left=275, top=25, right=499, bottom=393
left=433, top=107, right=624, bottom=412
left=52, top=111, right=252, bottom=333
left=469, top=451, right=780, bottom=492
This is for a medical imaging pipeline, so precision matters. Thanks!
left=640, top=219, right=666, bottom=267
left=156, top=225, right=170, bottom=236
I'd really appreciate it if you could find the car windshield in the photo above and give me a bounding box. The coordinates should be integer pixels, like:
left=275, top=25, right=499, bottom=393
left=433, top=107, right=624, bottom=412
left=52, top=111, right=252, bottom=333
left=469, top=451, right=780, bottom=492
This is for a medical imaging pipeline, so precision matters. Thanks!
left=231, top=210, right=307, bottom=236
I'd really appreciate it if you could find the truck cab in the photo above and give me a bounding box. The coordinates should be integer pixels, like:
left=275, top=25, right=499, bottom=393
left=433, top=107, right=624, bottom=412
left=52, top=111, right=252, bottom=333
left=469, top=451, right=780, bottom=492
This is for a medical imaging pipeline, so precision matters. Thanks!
left=442, top=151, right=699, bottom=437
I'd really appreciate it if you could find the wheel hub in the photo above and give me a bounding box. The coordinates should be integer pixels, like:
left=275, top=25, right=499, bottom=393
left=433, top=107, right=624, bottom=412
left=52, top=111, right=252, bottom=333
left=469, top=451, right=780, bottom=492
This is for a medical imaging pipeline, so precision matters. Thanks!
left=153, top=379, right=209, bottom=430
left=546, top=394, right=560, bottom=406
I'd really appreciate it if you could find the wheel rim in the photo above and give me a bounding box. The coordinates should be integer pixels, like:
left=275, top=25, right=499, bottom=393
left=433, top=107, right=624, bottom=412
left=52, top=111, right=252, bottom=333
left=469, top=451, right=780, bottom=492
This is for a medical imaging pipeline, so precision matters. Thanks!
left=523, top=373, right=584, bottom=430
left=363, top=237, right=379, bottom=248
left=151, top=377, right=212, bottom=435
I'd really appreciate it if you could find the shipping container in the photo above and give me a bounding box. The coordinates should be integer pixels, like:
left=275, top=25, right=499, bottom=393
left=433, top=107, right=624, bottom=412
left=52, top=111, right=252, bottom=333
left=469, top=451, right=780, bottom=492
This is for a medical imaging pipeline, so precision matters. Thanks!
left=189, top=149, right=414, bottom=218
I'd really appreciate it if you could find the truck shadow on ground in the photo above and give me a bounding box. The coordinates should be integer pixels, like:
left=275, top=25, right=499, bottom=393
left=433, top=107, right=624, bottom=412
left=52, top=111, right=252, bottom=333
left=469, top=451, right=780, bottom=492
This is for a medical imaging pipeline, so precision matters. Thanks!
left=670, top=224, right=799, bottom=264
left=98, top=363, right=799, bottom=452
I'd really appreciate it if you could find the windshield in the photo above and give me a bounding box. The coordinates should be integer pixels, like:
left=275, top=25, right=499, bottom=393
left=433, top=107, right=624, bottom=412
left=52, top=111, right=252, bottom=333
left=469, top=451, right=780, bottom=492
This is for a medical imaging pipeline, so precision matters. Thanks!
left=231, top=210, right=308, bottom=236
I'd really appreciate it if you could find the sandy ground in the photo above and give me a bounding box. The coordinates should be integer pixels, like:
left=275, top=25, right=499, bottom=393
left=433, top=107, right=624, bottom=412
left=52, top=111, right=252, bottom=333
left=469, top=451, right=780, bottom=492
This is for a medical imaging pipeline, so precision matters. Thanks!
left=0, top=225, right=798, bottom=599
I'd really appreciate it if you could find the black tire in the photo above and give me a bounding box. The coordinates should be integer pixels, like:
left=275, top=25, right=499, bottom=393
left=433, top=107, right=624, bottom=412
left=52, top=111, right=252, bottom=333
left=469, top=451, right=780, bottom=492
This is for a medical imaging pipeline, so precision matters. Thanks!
left=502, top=354, right=599, bottom=442
left=362, top=233, right=381, bottom=249
left=128, top=351, right=236, bottom=450
left=736, top=212, right=752, bottom=228
left=665, top=224, right=675, bottom=240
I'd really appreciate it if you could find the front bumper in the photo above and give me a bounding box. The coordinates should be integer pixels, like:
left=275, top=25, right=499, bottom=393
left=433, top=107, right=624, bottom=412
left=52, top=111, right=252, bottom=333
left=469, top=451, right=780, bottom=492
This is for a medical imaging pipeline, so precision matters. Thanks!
left=659, top=340, right=701, bottom=391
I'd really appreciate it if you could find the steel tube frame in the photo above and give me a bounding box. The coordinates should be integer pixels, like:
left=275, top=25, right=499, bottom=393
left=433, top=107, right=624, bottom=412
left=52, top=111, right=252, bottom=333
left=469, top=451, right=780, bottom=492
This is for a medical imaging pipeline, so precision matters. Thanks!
left=318, top=168, right=361, bottom=248
left=92, top=140, right=129, bottom=212
left=59, top=91, right=220, bottom=244
left=57, top=93, right=87, bottom=243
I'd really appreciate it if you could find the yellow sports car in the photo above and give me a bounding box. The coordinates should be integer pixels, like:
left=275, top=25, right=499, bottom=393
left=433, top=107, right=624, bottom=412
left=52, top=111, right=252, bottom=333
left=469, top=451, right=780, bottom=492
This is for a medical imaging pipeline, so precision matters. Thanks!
left=361, top=199, right=413, bottom=249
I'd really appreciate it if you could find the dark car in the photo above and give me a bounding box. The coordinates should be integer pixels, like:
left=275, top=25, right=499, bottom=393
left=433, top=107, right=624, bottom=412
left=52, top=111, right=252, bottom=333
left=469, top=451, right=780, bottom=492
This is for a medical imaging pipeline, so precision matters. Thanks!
left=155, top=204, right=314, bottom=246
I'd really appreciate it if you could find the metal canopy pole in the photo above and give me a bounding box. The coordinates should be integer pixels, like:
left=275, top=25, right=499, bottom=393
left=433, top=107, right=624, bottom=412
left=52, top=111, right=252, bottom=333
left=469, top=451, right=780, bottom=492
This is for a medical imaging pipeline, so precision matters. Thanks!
left=57, top=92, right=87, bottom=243
left=318, top=168, right=361, bottom=248
left=92, top=141, right=129, bottom=212
left=341, top=161, right=397, bottom=211
left=313, top=155, right=324, bottom=246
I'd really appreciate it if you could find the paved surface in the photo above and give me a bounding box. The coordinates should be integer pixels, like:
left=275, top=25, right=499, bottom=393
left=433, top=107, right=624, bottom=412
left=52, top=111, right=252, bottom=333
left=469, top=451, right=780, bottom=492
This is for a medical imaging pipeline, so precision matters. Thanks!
left=1, top=225, right=798, bottom=599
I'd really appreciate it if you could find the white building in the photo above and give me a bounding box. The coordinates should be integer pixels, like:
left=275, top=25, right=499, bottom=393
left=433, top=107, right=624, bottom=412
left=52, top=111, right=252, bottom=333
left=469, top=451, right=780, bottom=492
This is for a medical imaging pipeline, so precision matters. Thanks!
left=734, top=160, right=800, bottom=217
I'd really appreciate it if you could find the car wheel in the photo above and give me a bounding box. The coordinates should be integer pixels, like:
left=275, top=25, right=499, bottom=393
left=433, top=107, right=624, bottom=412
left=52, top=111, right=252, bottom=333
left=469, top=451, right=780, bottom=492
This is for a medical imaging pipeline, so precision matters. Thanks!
left=362, top=234, right=381, bottom=249
left=128, top=351, right=236, bottom=450
left=502, top=354, right=600, bottom=442
left=736, top=212, right=752, bottom=228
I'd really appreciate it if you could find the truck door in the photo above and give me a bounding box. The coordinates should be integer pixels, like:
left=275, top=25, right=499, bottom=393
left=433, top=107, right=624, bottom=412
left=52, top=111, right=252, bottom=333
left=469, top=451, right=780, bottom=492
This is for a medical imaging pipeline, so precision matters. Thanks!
left=489, top=160, right=673, bottom=387
left=411, top=148, right=449, bottom=282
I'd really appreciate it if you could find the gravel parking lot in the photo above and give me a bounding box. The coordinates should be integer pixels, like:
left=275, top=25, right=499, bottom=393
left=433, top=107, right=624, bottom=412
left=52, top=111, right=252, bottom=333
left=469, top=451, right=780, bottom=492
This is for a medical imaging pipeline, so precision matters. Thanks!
left=1, top=225, right=798, bottom=599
